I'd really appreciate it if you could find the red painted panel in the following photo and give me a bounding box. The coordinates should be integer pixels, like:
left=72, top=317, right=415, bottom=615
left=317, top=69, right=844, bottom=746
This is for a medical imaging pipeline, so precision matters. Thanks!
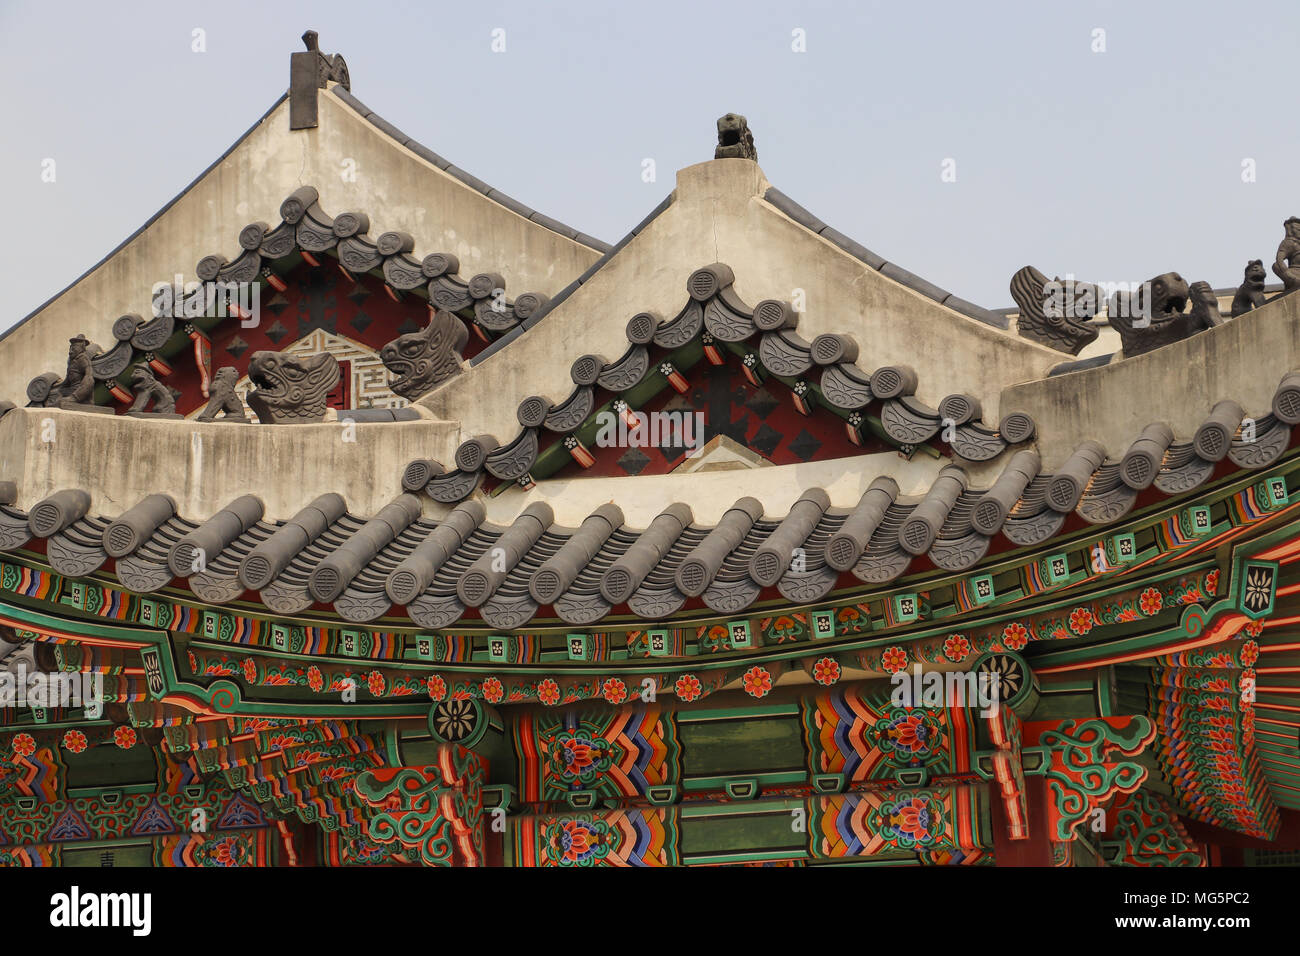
left=122, top=263, right=490, bottom=415
left=554, top=356, right=892, bottom=480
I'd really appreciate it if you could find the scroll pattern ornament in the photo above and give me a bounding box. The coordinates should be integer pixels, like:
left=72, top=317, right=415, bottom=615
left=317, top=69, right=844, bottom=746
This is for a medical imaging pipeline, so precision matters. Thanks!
left=353, top=743, right=485, bottom=866
left=1107, top=790, right=1205, bottom=867
left=1027, top=716, right=1155, bottom=842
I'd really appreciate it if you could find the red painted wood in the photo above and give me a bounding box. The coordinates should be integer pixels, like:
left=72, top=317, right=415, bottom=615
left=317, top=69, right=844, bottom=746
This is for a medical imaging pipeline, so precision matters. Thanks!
left=138, top=263, right=489, bottom=415
left=1184, top=809, right=1300, bottom=851
left=563, top=358, right=890, bottom=480
left=990, top=777, right=1054, bottom=866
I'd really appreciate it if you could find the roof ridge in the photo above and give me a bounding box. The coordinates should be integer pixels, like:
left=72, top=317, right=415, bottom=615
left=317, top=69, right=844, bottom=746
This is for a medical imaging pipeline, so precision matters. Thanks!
left=2, top=367, right=1295, bottom=629
left=0, top=95, right=289, bottom=347
left=761, top=187, right=1010, bottom=331
left=414, top=262, right=1040, bottom=506
left=329, top=87, right=611, bottom=255
left=16, top=185, right=570, bottom=410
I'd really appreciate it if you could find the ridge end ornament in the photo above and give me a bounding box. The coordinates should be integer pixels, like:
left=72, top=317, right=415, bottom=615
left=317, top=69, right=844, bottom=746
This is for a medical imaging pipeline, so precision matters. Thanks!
left=381, top=309, right=470, bottom=400
left=246, top=351, right=340, bottom=424
left=714, top=113, right=757, bottom=161
left=1009, top=266, right=1100, bottom=355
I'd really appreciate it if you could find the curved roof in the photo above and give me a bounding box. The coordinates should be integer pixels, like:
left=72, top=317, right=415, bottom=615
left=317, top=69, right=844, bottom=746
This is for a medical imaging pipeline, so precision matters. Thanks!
left=418, top=159, right=1064, bottom=447
left=2, top=367, right=1294, bottom=630
left=15, top=184, right=576, bottom=406
left=408, top=261, right=1040, bottom=505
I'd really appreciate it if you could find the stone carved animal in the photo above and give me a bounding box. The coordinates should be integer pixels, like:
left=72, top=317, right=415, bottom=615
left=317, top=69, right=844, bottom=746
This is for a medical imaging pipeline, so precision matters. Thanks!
left=1109, top=272, right=1217, bottom=357
left=380, top=309, right=469, bottom=400
left=246, top=351, right=339, bottom=424
left=1231, top=259, right=1268, bottom=317
left=127, top=365, right=180, bottom=415
left=196, top=367, right=248, bottom=423
left=1274, top=217, right=1300, bottom=292
left=1008, top=265, right=1101, bottom=355
left=302, top=30, right=350, bottom=89
left=1188, top=281, right=1225, bottom=331
left=715, top=113, right=757, bottom=161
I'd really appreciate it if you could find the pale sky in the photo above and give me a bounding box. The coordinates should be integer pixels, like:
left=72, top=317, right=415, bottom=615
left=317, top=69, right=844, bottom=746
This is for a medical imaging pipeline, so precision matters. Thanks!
left=2, top=0, right=1298, bottom=330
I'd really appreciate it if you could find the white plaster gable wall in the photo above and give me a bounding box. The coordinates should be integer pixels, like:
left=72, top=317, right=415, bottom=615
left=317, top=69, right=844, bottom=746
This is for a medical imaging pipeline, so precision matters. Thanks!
left=0, top=87, right=601, bottom=401
left=421, top=158, right=1063, bottom=450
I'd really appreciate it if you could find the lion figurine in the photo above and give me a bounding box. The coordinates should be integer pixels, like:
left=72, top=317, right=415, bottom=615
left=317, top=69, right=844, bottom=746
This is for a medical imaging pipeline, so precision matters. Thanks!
left=196, top=367, right=248, bottom=423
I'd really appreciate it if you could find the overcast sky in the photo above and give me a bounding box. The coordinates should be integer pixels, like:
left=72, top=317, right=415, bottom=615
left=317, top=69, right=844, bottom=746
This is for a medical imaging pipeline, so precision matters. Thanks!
left=2, top=0, right=1298, bottom=330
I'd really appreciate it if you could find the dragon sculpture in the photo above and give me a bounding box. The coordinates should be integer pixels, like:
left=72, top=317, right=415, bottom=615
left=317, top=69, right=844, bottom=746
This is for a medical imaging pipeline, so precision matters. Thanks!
left=246, top=351, right=340, bottom=424
left=1009, top=266, right=1101, bottom=354
left=380, top=309, right=469, bottom=400
left=1109, top=272, right=1217, bottom=357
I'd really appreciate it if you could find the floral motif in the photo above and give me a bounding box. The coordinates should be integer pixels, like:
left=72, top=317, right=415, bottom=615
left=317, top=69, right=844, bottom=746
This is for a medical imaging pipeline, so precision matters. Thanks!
left=547, top=819, right=609, bottom=866
left=1243, top=565, right=1276, bottom=615
left=538, top=679, right=561, bottom=707
left=1241, top=641, right=1260, bottom=667
left=880, top=646, right=909, bottom=674
left=425, top=674, right=447, bottom=701
left=1001, top=623, right=1029, bottom=651
left=11, top=733, right=36, bottom=758
left=875, top=794, right=941, bottom=848
left=200, top=836, right=248, bottom=867
left=879, top=712, right=937, bottom=759
left=1068, top=607, right=1094, bottom=636
left=701, top=624, right=729, bottom=653
left=1205, top=569, right=1220, bottom=595
left=431, top=697, right=478, bottom=741
left=836, top=606, right=866, bottom=633
left=552, top=735, right=610, bottom=781
left=1237, top=670, right=1257, bottom=700
left=943, top=635, right=971, bottom=662
left=241, top=658, right=257, bottom=684
left=742, top=666, right=773, bottom=698
left=767, top=615, right=802, bottom=644
left=813, top=657, right=841, bottom=686
left=675, top=674, right=703, bottom=702
left=1140, top=587, right=1163, bottom=616
left=601, top=678, right=627, bottom=705
left=62, top=729, right=88, bottom=754
left=1243, top=620, right=1264, bottom=638
left=366, top=671, right=386, bottom=697
left=307, top=665, right=323, bottom=693
left=482, top=677, right=504, bottom=704
left=112, top=726, right=137, bottom=749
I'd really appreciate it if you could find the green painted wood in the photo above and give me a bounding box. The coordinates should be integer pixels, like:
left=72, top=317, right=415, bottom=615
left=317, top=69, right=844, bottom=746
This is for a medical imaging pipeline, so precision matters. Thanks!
left=679, top=716, right=805, bottom=776
left=63, top=843, right=155, bottom=867
left=683, top=771, right=806, bottom=791
left=64, top=744, right=158, bottom=790
left=680, top=807, right=807, bottom=861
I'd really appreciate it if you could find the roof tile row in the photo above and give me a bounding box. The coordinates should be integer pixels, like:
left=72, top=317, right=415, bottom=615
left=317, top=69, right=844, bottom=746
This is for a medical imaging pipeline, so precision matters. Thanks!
left=1, top=369, right=1295, bottom=628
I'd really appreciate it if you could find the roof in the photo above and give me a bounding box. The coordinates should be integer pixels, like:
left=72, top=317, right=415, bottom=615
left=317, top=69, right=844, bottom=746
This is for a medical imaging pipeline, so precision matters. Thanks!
left=16, top=185, right=584, bottom=406
left=408, top=260, right=1040, bottom=504
left=417, top=159, right=1065, bottom=449
left=1, top=83, right=607, bottom=390
left=331, top=88, right=609, bottom=254
left=2, top=369, right=1294, bottom=629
